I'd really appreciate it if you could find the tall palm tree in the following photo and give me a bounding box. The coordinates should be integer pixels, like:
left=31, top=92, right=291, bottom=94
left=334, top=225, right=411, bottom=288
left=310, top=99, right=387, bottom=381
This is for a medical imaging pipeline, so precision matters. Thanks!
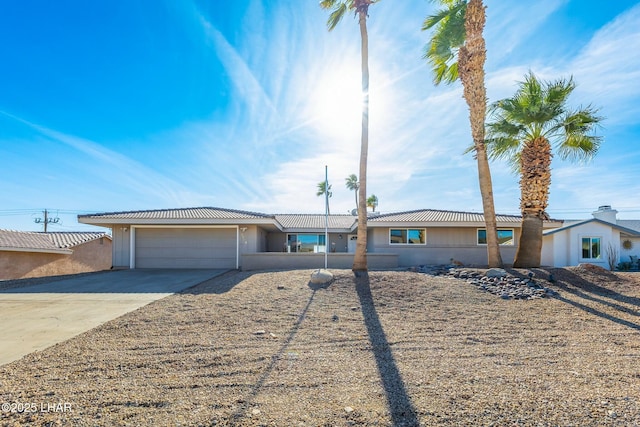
left=316, top=181, right=333, bottom=214
left=423, top=0, right=503, bottom=268
left=367, top=194, right=378, bottom=212
left=320, top=0, right=377, bottom=274
left=486, top=72, right=603, bottom=267
left=345, top=174, right=359, bottom=210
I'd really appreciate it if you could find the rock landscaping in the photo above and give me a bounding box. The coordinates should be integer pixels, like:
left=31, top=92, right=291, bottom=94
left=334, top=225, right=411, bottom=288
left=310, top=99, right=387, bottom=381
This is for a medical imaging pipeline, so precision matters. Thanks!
left=411, top=265, right=559, bottom=299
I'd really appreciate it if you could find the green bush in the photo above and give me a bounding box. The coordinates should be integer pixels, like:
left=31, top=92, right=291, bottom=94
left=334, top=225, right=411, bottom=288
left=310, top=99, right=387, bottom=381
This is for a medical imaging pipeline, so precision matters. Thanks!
left=616, top=262, right=631, bottom=271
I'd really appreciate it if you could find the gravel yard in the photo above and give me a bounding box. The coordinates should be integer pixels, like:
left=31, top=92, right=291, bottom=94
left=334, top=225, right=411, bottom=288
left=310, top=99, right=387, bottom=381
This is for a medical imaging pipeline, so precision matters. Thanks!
left=1, top=266, right=639, bottom=426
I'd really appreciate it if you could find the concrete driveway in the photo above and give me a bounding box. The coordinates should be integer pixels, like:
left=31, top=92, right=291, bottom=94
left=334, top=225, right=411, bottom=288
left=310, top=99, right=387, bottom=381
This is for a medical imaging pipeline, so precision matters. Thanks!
left=0, top=269, right=226, bottom=366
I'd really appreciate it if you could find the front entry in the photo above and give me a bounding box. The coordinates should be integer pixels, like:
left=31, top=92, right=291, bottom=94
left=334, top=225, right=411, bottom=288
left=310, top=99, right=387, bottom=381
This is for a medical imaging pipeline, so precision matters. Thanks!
left=347, top=234, right=357, bottom=253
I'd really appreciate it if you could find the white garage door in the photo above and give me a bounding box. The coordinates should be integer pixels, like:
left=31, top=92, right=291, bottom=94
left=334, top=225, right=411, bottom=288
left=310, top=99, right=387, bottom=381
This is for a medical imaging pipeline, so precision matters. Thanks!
left=134, top=228, right=236, bottom=269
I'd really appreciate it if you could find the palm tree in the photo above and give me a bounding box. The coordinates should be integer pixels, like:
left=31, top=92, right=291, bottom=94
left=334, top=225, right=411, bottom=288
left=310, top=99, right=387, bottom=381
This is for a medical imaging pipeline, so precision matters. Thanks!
left=345, top=174, right=359, bottom=210
left=422, top=0, right=503, bottom=268
left=486, top=72, right=603, bottom=267
left=320, top=0, right=377, bottom=274
left=367, top=194, right=378, bottom=212
left=317, top=181, right=333, bottom=214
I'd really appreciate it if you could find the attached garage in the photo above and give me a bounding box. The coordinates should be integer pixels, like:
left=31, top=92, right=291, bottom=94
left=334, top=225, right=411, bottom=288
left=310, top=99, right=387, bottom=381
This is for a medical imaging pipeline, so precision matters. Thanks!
left=133, top=227, right=237, bottom=269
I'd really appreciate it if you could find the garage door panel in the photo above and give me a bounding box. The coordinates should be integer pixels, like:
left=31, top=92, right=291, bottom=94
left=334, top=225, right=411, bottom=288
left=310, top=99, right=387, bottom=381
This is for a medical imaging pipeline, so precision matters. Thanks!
left=135, top=228, right=236, bottom=269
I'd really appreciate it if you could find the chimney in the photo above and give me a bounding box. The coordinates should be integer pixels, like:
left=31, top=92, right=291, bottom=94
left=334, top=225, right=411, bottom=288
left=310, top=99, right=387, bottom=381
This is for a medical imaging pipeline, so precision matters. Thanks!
left=592, top=205, right=618, bottom=224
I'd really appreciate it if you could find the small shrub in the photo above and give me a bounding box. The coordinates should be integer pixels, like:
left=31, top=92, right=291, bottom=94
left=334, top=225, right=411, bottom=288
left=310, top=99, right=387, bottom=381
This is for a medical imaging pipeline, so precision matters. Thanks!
left=616, top=262, right=631, bottom=271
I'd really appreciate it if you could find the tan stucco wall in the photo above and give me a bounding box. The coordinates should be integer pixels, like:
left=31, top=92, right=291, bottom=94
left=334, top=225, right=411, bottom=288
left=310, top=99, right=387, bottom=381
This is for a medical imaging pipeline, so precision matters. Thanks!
left=241, top=253, right=397, bottom=271
left=0, top=237, right=112, bottom=280
left=369, top=227, right=519, bottom=267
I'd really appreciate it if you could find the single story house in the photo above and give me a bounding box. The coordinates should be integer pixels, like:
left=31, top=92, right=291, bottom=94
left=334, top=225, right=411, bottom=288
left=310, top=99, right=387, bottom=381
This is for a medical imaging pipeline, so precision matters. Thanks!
left=78, top=207, right=563, bottom=270
left=542, top=205, right=640, bottom=269
left=0, top=230, right=112, bottom=280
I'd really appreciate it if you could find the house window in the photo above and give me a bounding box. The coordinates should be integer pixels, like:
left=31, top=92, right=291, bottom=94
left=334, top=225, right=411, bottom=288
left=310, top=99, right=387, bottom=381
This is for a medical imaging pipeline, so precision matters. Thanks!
left=287, top=234, right=326, bottom=253
left=477, top=229, right=514, bottom=245
left=582, top=237, right=601, bottom=259
left=389, top=229, right=426, bottom=245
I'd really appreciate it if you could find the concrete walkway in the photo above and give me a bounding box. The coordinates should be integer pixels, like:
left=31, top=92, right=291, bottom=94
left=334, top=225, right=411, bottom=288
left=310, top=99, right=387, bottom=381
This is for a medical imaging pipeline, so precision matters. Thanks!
left=0, top=269, right=226, bottom=366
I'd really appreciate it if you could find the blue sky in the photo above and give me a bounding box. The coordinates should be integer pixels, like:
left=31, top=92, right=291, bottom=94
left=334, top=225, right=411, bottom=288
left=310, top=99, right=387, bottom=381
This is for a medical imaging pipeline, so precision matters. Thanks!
left=1, top=0, right=639, bottom=232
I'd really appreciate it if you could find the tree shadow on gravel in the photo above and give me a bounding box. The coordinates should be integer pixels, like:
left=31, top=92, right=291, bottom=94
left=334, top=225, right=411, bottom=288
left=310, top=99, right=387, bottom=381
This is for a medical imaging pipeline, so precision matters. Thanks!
left=227, top=281, right=321, bottom=423
left=354, top=272, right=419, bottom=427
left=528, top=268, right=640, bottom=332
left=535, top=268, right=640, bottom=307
left=181, top=270, right=248, bottom=295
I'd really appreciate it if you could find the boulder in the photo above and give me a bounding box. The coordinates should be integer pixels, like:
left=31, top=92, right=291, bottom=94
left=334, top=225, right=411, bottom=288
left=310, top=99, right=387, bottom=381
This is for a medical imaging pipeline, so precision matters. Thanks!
left=486, top=268, right=507, bottom=278
left=310, top=269, right=333, bottom=285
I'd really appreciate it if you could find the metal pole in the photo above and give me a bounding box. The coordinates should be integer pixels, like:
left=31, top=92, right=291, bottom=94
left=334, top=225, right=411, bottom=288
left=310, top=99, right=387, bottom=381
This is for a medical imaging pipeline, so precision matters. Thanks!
left=324, top=165, right=329, bottom=270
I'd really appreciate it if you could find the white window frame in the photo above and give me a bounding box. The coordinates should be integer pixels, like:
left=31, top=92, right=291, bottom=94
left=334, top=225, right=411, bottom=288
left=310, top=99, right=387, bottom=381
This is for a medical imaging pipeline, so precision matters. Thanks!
left=580, top=236, right=602, bottom=260
left=389, top=228, right=427, bottom=245
left=477, top=228, right=515, bottom=246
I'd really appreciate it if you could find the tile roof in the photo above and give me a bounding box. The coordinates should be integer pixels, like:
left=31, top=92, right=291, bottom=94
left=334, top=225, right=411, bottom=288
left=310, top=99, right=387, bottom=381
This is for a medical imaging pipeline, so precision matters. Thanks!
left=619, top=220, right=640, bottom=233
left=0, top=230, right=110, bottom=253
left=46, top=232, right=111, bottom=248
left=367, top=209, right=523, bottom=223
left=78, top=206, right=564, bottom=229
left=78, top=207, right=272, bottom=220
left=274, top=214, right=357, bottom=230
left=543, top=219, right=640, bottom=237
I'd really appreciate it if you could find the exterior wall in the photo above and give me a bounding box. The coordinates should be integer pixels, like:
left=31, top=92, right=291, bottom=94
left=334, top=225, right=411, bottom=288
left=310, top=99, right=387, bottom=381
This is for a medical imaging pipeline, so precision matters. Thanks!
left=241, top=253, right=397, bottom=271
left=239, top=226, right=262, bottom=255
left=541, top=236, right=551, bottom=266
left=266, top=232, right=286, bottom=252
left=111, top=225, right=131, bottom=268
left=620, top=237, right=640, bottom=265
left=368, top=227, right=518, bottom=267
left=544, top=222, right=618, bottom=268
left=0, top=238, right=112, bottom=280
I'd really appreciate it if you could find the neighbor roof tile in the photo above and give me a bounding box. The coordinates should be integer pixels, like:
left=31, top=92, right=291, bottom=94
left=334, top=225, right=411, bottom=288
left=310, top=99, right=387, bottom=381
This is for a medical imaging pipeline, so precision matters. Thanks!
left=0, top=230, right=109, bottom=251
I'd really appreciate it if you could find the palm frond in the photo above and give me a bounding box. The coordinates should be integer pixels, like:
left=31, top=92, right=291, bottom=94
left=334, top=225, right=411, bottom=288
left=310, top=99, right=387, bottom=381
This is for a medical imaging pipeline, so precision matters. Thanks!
left=544, top=76, right=575, bottom=107
left=487, top=70, right=604, bottom=172
left=422, top=1, right=466, bottom=85
left=319, top=0, right=337, bottom=9
left=485, top=135, right=521, bottom=172
left=555, top=106, right=604, bottom=162
left=326, top=2, right=348, bottom=30
left=556, top=134, right=602, bottom=163
left=422, top=6, right=456, bottom=31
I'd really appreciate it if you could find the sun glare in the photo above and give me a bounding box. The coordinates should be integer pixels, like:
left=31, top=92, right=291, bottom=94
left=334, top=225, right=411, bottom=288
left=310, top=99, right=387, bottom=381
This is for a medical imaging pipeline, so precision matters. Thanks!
left=310, top=65, right=364, bottom=139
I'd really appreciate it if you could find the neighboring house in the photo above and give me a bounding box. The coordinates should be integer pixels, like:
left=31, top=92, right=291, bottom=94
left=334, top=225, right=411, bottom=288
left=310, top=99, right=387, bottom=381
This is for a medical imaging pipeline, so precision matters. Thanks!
left=542, top=205, right=640, bottom=269
left=78, top=207, right=562, bottom=270
left=0, top=230, right=112, bottom=280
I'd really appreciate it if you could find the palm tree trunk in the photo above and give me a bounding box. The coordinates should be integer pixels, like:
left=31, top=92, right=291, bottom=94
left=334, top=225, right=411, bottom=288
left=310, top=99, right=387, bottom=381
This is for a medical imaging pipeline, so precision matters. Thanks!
left=513, top=136, right=552, bottom=268
left=476, top=146, right=503, bottom=267
left=352, top=7, right=369, bottom=274
left=458, top=0, right=503, bottom=268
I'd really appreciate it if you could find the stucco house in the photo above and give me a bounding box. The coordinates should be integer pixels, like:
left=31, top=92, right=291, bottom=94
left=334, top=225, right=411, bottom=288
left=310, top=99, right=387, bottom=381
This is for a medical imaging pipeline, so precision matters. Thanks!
left=0, top=230, right=112, bottom=280
left=542, top=205, right=640, bottom=269
left=78, top=207, right=563, bottom=270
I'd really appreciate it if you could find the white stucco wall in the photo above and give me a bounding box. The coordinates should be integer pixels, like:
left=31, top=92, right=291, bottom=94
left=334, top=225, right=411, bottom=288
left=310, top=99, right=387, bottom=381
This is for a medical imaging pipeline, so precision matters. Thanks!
left=620, top=237, right=640, bottom=264
left=544, top=222, right=620, bottom=268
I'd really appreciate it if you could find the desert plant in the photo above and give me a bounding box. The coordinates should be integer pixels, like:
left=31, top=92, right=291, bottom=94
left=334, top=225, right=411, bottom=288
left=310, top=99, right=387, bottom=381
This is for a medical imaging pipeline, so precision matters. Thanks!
left=486, top=72, right=603, bottom=267
left=606, top=243, right=619, bottom=271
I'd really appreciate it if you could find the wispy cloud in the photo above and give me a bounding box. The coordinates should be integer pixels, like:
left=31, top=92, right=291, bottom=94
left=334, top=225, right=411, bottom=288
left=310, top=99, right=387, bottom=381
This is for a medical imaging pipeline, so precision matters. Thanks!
left=484, top=0, right=568, bottom=61
left=567, top=4, right=640, bottom=123
left=1, top=111, right=201, bottom=208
